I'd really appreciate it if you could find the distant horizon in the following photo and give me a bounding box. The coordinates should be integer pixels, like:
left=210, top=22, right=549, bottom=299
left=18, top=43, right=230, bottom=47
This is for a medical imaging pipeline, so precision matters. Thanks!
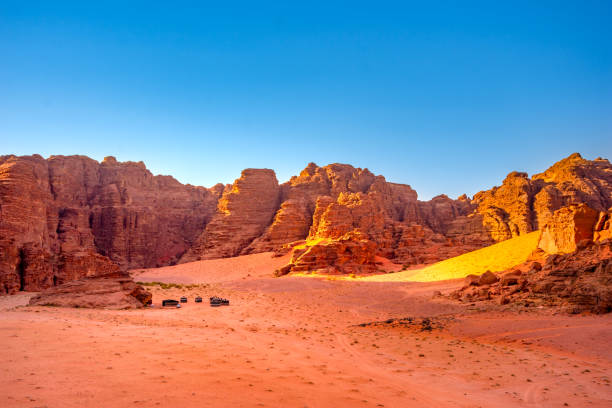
left=2, top=150, right=603, bottom=201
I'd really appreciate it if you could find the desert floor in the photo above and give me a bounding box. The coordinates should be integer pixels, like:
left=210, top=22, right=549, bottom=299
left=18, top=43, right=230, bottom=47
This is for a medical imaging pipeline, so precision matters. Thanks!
left=1, top=253, right=611, bottom=407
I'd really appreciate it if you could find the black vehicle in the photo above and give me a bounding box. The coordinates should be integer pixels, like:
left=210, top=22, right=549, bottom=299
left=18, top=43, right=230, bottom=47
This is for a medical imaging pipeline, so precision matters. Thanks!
left=180, top=296, right=188, bottom=303
left=195, top=296, right=202, bottom=303
left=210, top=296, right=230, bottom=307
left=162, top=299, right=179, bottom=307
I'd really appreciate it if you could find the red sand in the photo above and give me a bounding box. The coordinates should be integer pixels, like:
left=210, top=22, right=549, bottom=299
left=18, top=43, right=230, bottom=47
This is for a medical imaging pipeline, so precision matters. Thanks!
left=1, top=252, right=611, bottom=407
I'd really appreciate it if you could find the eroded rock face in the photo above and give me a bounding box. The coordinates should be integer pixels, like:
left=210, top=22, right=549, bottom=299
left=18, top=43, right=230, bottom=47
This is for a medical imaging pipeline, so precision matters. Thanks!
left=538, top=204, right=600, bottom=254
left=0, top=155, right=219, bottom=294
left=449, top=240, right=612, bottom=314
left=286, top=231, right=378, bottom=274
left=449, top=208, right=612, bottom=313
left=245, top=198, right=312, bottom=253
left=595, top=212, right=612, bottom=242
left=89, top=156, right=219, bottom=268
left=470, top=153, right=612, bottom=242
left=279, top=154, right=612, bottom=274
left=280, top=186, right=477, bottom=273
left=180, top=169, right=281, bottom=261
left=28, top=272, right=152, bottom=309
left=473, top=171, right=535, bottom=241
left=2, top=152, right=612, bottom=284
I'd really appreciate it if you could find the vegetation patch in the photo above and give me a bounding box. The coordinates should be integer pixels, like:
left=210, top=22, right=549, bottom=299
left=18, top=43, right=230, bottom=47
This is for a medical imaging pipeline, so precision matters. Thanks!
left=136, top=281, right=203, bottom=290
left=354, top=316, right=452, bottom=332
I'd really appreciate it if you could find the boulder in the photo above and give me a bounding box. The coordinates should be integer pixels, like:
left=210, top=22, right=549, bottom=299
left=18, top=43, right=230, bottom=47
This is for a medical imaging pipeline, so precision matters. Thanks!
left=28, top=272, right=152, bottom=309
left=464, top=274, right=480, bottom=286
left=501, top=272, right=521, bottom=286
left=478, top=271, right=499, bottom=285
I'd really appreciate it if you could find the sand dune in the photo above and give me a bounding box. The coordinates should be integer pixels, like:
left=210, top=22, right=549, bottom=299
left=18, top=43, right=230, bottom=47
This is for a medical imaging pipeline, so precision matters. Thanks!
left=362, top=230, right=542, bottom=282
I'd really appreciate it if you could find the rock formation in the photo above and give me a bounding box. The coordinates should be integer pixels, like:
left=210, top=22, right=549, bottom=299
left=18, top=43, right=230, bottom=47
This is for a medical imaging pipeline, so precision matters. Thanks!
left=595, top=211, right=612, bottom=242
left=29, top=272, right=152, bottom=309
left=0, top=155, right=219, bottom=294
left=282, top=231, right=378, bottom=275
left=449, top=206, right=612, bottom=313
left=538, top=204, right=600, bottom=254
left=449, top=239, right=612, bottom=314
left=179, top=169, right=281, bottom=261
left=472, top=153, right=612, bottom=241
left=2, top=152, right=612, bottom=290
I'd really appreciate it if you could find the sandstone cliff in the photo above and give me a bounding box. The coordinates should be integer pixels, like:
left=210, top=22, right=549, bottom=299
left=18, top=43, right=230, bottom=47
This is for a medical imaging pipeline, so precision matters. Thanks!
left=278, top=154, right=611, bottom=274
left=0, top=155, right=218, bottom=293
left=472, top=153, right=612, bottom=241
left=2, top=152, right=611, bottom=290
left=179, top=169, right=281, bottom=261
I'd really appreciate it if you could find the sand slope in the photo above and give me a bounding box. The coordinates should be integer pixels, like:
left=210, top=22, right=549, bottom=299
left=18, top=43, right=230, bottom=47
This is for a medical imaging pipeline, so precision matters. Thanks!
left=132, top=252, right=291, bottom=284
left=361, top=230, right=541, bottom=282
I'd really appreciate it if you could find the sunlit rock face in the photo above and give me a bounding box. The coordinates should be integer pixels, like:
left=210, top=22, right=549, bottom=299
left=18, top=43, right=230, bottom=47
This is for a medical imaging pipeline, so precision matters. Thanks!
left=276, top=167, right=481, bottom=273
left=449, top=216, right=612, bottom=314
left=595, top=211, right=612, bottom=242
left=244, top=198, right=312, bottom=253
left=0, top=155, right=219, bottom=294
left=538, top=204, right=600, bottom=254
left=473, top=171, right=536, bottom=241
left=288, top=231, right=378, bottom=274
left=467, top=153, right=612, bottom=244
left=276, top=154, right=612, bottom=274
left=2, top=152, right=612, bottom=288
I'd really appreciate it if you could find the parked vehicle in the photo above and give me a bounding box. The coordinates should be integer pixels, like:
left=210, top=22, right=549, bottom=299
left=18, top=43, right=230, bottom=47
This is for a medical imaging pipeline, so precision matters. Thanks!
left=209, top=296, right=230, bottom=307
left=162, top=299, right=179, bottom=307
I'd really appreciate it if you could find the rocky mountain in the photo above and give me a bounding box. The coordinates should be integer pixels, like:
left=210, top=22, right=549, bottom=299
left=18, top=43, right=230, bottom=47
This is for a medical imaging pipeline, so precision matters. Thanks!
left=449, top=204, right=612, bottom=313
left=1, top=152, right=611, bottom=293
left=265, top=154, right=612, bottom=275
left=0, top=154, right=219, bottom=294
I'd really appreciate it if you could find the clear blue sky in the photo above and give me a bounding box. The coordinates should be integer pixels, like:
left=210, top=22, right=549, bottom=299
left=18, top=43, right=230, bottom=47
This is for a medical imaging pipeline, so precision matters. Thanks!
left=1, top=1, right=610, bottom=199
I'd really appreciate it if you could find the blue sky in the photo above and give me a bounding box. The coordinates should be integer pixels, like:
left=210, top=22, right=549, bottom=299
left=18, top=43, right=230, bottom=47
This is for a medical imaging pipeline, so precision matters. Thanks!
left=1, top=1, right=611, bottom=199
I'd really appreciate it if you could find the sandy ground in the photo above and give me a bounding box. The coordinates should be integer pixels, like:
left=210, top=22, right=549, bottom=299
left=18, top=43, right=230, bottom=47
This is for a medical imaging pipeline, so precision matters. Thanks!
left=1, top=253, right=611, bottom=407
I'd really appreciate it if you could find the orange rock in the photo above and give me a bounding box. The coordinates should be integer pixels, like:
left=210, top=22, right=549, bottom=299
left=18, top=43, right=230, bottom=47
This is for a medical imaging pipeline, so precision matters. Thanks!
left=0, top=155, right=219, bottom=294
left=245, top=199, right=313, bottom=253
left=478, top=271, right=499, bottom=285
left=28, top=272, right=152, bottom=309
left=285, top=231, right=378, bottom=274
left=594, top=211, right=612, bottom=242
left=538, top=204, right=599, bottom=254
left=180, top=169, right=281, bottom=261
left=3, top=153, right=612, bottom=287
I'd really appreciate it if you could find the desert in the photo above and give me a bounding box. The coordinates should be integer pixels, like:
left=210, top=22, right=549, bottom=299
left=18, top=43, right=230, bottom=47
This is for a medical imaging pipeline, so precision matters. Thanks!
left=1, top=152, right=612, bottom=407
left=2, top=3, right=612, bottom=406
left=2, top=252, right=612, bottom=407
